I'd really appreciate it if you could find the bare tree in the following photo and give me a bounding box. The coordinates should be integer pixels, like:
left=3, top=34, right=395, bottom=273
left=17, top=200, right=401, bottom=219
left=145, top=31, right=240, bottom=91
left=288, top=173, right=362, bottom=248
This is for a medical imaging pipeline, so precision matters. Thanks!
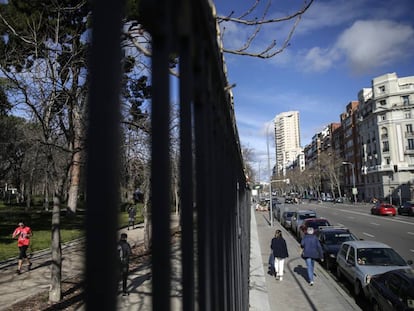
left=217, top=0, right=315, bottom=58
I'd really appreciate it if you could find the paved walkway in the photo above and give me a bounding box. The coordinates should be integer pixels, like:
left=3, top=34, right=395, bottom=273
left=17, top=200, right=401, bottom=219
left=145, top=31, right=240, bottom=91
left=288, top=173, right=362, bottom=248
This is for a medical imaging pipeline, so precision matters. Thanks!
left=0, top=210, right=361, bottom=310
left=252, top=208, right=361, bottom=311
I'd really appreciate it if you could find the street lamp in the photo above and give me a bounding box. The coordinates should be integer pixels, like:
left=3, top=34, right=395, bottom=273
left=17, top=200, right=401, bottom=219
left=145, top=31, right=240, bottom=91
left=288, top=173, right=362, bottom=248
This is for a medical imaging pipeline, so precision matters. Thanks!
left=342, top=161, right=357, bottom=204
left=267, top=121, right=274, bottom=226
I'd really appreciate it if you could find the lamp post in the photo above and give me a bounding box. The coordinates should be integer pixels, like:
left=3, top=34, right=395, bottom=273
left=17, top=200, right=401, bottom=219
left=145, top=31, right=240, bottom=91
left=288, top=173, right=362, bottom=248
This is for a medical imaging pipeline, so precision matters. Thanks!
left=342, top=161, right=356, bottom=204
left=267, top=121, right=274, bottom=226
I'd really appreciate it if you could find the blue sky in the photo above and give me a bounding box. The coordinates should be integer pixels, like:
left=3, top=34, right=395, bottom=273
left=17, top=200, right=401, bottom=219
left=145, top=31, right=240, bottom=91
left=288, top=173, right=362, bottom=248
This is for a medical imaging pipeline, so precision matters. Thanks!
left=214, top=0, right=414, bottom=174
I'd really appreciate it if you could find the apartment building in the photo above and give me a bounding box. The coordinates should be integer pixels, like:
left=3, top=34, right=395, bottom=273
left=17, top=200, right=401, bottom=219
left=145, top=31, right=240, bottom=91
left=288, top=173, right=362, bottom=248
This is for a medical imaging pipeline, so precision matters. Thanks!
left=274, top=111, right=302, bottom=176
left=340, top=101, right=361, bottom=201
left=357, top=72, right=414, bottom=203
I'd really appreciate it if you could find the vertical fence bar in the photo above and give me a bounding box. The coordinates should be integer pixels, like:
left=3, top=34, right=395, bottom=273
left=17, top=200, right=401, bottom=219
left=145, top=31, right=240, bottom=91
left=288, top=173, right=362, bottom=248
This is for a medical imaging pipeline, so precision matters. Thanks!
left=179, top=1, right=196, bottom=310
left=150, top=0, right=173, bottom=308
left=85, top=0, right=123, bottom=309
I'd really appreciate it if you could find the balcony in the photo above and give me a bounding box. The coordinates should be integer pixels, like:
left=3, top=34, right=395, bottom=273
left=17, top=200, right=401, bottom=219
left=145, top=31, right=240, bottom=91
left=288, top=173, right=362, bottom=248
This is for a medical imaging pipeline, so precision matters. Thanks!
left=366, top=164, right=392, bottom=173
left=405, top=148, right=414, bottom=154
left=405, top=132, right=414, bottom=138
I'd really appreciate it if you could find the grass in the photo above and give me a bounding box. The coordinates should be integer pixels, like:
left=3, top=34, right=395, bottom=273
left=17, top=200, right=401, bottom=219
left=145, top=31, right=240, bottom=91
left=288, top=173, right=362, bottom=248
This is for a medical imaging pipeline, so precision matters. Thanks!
left=0, top=202, right=143, bottom=262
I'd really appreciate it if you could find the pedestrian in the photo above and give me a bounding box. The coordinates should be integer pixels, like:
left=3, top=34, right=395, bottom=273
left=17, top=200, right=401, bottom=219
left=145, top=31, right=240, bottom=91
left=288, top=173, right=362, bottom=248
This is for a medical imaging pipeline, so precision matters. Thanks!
left=300, top=227, right=324, bottom=286
left=270, top=229, right=289, bottom=281
left=118, top=232, right=132, bottom=296
left=127, top=205, right=137, bottom=230
left=12, top=222, right=33, bottom=274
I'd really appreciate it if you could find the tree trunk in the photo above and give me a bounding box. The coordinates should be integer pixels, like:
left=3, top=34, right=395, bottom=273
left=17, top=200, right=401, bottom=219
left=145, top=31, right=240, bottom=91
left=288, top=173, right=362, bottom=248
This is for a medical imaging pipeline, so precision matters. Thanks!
left=67, top=149, right=81, bottom=214
left=49, top=196, right=62, bottom=302
left=67, top=109, right=83, bottom=214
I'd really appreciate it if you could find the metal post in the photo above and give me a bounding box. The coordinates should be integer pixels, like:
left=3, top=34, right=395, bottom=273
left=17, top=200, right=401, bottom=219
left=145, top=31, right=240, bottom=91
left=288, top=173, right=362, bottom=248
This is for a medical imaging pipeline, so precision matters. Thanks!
left=267, top=122, right=273, bottom=226
left=342, top=161, right=356, bottom=204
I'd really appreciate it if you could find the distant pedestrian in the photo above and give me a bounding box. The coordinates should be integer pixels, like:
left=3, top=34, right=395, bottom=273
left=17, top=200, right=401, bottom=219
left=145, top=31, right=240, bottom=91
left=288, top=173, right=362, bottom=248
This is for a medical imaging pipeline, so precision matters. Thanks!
left=118, top=233, right=132, bottom=296
left=12, top=222, right=33, bottom=274
left=270, top=229, right=289, bottom=281
left=127, top=205, right=137, bottom=230
left=300, top=227, right=323, bottom=286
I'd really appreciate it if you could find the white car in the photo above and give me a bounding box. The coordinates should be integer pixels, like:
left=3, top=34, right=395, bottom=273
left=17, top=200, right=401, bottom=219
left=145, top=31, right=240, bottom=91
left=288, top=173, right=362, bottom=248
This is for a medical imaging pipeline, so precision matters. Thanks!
left=336, top=240, right=413, bottom=298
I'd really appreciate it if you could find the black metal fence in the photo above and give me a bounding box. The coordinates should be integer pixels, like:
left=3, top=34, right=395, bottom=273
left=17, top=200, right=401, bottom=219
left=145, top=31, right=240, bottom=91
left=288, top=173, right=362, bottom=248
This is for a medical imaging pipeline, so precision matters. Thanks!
left=85, top=1, right=250, bottom=310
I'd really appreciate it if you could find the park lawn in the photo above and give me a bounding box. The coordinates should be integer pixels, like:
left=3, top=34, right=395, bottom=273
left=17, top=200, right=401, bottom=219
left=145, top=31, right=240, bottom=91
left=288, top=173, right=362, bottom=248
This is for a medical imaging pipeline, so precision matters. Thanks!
left=0, top=203, right=143, bottom=262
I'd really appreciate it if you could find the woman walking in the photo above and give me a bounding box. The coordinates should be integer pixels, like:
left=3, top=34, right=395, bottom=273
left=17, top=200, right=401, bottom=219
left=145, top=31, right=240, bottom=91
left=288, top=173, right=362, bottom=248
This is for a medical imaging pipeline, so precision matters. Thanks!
left=270, top=229, right=289, bottom=281
left=300, top=227, right=324, bottom=285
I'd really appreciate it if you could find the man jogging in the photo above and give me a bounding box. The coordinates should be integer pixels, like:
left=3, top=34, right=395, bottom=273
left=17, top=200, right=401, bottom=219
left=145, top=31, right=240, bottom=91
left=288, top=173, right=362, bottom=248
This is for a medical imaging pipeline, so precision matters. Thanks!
left=12, top=222, right=33, bottom=274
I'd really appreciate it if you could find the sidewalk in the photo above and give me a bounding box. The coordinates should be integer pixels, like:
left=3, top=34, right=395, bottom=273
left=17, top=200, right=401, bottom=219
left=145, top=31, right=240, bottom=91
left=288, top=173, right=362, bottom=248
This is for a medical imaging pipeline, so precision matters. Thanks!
left=251, top=207, right=361, bottom=311
left=0, top=211, right=361, bottom=310
left=0, top=216, right=180, bottom=311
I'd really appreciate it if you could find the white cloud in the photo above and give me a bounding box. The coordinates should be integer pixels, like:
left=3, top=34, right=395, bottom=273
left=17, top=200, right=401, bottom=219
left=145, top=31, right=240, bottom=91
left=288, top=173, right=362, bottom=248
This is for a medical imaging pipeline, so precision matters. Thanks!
left=335, top=20, right=414, bottom=73
left=295, top=19, right=414, bottom=74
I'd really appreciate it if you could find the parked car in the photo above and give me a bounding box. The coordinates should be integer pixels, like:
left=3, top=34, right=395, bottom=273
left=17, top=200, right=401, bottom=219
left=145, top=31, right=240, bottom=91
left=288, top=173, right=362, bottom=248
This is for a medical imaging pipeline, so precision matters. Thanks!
left=298, top=217, right=331, bottom=240
left=280, top=211, right=294, bottom=229
left=317, top=226, right=358, bottom=271
left=334, top=197, right=344, bottom=203
left=371, top=202, right=397, bottom=216
left=367, top=268, right=414, bottom=311
left=399, top=201, right=414, bottom=216
left=284, top=196, right=294, bottom=204
left=290, top=210, right=317, bottom=237
left=336, top=240, right=413, bottom=298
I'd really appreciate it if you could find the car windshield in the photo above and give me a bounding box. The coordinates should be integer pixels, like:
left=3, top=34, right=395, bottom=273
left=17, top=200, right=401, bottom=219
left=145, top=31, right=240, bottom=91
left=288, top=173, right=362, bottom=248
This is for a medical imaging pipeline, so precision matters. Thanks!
left=285, top=212, right=294, bottom=217
left=324, top=232, right=355, bottom=245
left=357, top=248, right=407, bottom=266
left=299, top=214, right=316, bottom=220
left=307, top=220, right=329, bottom=229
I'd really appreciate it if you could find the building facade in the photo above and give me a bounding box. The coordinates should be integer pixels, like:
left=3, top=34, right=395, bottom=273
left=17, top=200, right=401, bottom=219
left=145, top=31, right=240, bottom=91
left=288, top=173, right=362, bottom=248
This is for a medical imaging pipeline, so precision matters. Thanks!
left=357, top=72, right=414, bottom=203
left=274, top=111, right=302, bottom=176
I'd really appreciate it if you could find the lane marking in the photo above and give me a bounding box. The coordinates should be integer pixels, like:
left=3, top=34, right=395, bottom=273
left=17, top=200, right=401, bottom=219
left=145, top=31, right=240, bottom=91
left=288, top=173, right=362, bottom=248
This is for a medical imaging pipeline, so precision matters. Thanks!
left=370, top=223, right=380, bottom=226
left=362, top=232, right=375, bottom=238
left=410, top=249, right=414, bottom=253
left=325, top=208, right=414, bottom=226
left=408, top=232, right=414, bottom=235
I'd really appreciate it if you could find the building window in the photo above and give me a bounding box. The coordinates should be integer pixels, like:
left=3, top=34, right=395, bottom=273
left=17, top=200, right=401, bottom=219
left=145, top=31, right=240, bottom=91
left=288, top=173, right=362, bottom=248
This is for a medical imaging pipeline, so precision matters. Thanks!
left=407, top=124, right=413, bottom=133
left=408, top=139, right=414, bottom=150
left=385, top=157, right=390, bottom=164
left=406, top=112, right=412, bottom=119
left=383, top=141, right=389, bottom=152
left=379, top=99, right=386, bottom=106
left=381, top=114, right=386, bottom=121
left=402, top=95, right=410, bottom=105
left=379, top=85, right=385, bottom=93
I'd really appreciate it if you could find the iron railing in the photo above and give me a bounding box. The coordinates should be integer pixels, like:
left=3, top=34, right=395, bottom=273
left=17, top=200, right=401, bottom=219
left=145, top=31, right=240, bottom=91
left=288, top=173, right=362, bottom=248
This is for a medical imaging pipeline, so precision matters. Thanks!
left=85, top=0, right=250, bottom=310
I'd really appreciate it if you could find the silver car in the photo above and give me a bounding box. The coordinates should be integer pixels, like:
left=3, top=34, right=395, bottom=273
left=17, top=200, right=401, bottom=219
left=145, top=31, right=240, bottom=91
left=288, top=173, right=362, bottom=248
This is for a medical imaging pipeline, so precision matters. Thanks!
left=336, top=240, right=413, bottom=298
left=290, top=209, right=316, bottom=237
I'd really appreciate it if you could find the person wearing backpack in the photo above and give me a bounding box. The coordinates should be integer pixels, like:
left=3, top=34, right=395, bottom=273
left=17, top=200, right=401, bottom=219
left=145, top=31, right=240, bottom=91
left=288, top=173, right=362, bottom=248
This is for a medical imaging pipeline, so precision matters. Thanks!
left=118, top=233, right=132, bottom=295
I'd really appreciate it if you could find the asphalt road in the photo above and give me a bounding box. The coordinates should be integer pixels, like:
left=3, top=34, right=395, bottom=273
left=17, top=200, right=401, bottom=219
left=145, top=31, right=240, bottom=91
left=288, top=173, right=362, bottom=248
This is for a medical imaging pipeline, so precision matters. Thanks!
left=302, top=201, right=414, bottom=262
left=272, top=200, right=414, bottom=310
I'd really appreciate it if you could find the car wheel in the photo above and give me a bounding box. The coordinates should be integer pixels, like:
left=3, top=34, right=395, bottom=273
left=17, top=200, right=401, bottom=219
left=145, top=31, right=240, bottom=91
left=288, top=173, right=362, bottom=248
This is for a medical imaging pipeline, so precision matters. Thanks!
left=336, top=266, right=342, bottom=280
left=324, top=256, right=330, bottom=271
left=354, top=280, right=363, bottom=298
left=372, top=300, right=380, bottom=311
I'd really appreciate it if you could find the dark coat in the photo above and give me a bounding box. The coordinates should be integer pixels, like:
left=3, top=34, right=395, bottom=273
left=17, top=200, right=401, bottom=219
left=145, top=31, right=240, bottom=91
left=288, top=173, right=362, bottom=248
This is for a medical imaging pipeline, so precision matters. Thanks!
left=300, top=234, right=323, bottom=259
left=271, top=237, right=289, bottom=259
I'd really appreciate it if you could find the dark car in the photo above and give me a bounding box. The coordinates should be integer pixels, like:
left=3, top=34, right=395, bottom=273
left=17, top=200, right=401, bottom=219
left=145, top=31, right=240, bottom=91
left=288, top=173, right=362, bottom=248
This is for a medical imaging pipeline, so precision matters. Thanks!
left=284, top=196, right=294, bottom=204
left=280, top=211, right=294, bottom=229
left=367, top=268, right=414, bottom=311
left=298, top=217, right=331, bottom=240
left=399, top=201, right=414, bottom=216
left=317, top=226, right=358, bottom=271
left=371, top=202, right=397, bottom=216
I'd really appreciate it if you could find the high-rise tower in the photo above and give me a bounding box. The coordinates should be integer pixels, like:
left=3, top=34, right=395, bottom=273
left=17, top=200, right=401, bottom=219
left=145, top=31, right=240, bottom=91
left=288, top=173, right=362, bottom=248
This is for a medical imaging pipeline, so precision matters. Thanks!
left=274, top=111, right=301, bottom=176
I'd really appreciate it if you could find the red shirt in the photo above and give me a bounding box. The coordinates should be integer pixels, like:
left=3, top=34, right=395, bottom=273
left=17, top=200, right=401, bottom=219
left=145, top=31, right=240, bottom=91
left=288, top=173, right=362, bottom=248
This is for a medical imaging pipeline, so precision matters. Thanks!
left=12, top=226, right=32, bottom=247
